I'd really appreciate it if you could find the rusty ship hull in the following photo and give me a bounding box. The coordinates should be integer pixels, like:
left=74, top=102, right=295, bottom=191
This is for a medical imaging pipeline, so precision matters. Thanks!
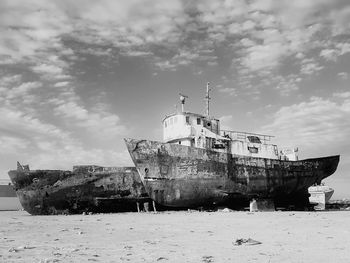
left=8, top=165, right=151, bottom=215
left=125, top=139, right=340, bottom=208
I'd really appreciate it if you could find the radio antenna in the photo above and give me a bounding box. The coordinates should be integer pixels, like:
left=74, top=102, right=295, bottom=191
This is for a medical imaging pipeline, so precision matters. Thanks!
left=205, top=82, right=211, bottom=116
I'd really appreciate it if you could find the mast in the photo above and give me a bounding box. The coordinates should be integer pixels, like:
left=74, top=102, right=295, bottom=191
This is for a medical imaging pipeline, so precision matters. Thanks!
left=205, top=82, right=211, bottom=116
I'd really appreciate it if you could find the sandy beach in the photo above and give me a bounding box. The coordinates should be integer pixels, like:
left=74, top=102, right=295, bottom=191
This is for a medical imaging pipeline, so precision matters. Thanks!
left=1, top=210, right=349, bottom=263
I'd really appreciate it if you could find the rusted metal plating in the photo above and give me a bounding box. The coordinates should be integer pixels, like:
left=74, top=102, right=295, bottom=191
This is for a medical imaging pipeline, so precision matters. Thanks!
left=8, top=164, right=151, bottom=215
left=125, top=138, right=339, bottom=208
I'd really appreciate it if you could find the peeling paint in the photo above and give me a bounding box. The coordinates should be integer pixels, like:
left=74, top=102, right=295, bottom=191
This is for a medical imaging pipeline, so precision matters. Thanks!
left=8, top=164, right=151, bottom=215
left=125, top=138, right=339, bottom=209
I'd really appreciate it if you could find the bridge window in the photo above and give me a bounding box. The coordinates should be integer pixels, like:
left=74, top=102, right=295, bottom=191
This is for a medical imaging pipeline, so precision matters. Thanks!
left=248, top=146, right=258, bottom=153
left=247, top=136, right=261, bottom=144
left=186, top=116, right=190, bottom=124
left=197, top=118, right=201, bottom=125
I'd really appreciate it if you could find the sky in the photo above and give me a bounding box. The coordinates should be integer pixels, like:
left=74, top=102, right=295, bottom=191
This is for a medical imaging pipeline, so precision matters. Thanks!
left=0, top=0, right=349, bottom=199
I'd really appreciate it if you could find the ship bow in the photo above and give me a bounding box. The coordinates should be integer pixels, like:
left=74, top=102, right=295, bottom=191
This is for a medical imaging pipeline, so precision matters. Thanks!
left=124, top=138, right=158, bottom=180
left=324, top=155, right=340, bottom=177
left=124, top=138, right=140, bottom=163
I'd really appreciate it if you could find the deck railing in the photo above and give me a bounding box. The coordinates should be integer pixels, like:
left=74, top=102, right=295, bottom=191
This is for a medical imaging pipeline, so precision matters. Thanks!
left=220, top=130, right=274, bottom=144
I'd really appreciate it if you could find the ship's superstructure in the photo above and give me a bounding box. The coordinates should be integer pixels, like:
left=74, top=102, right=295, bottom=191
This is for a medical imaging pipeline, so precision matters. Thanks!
left=163, top=83, right=298, bottom=161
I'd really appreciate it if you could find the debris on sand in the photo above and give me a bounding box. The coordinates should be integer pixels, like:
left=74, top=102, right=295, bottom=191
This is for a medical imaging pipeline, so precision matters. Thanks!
left=219, top=208, right=232, bottom=212
left=202, top=255, right=214, bottom=262
left=233, top=238, right=262, bottom=246
left=157, top=257, right=168, bottom=261
left=8, top=246, right=36, bottom=252
left=8, top=247, right=19, bottom=252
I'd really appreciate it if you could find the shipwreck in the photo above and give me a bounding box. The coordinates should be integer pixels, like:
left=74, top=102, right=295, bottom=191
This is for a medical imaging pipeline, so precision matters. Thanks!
left=8, top=162, right=151, bottom=215
left=125, top=83, right=340, bottom=210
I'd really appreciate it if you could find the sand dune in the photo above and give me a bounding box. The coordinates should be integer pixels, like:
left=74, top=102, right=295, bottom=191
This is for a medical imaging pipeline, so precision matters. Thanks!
left=1, top=210, right=349, bottom=262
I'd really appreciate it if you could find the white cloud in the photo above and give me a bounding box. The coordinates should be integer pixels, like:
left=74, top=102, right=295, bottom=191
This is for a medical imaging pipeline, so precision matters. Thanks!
left=219, top=87, right=237, bottom=96
left=79, top=47, right=113, bottom=57
left=219, top=115, right=233, bottom=130
left=0, top=107, right=70, bottom=141
left=54, top=81, right=69, bottom=87
left=336, top=43, right=350, bottom=56
left=73, top=0, right=184, bottom=50
left=0, top=74, right=22, bottom=85
left=0, top=136, right=29, bottom=154
left=240, top=38, right=255, bottom=48
left=32, top=64, right=64, bottom=76
left=240, top=43, right=288, bottom=72
left=0, top=70, right=129, bottom=172
left=242, top=20, right=256, bottom=31
left=300, top=59, right=324, bottom=75
left=0, top=1, right=71, bottom=62
left=122, top=50, right=153, bottom=57
left=3, top=81, right=42, bottom=100
left=320, top=49, right=338, bottom=61
left=337, top=72, right=348, bottom=80
left=154, top=60, right=177, bottom=71
left=53, top=100, right=126, bottom=142
left=262, top=94, right=350, bottom=158
left=333, top=91, right=350, bottom=99
left=320, top=43, right=350, bottom=62
left=275, top=78, right=299, bottom=96
left=0, top=105, right=131, bottom=174
left=1, top=0, right=349, bottom=82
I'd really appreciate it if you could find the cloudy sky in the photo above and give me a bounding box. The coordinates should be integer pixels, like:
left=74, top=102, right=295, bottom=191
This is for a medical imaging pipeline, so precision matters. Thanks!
left=0, top=0, right=349, bottom=198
